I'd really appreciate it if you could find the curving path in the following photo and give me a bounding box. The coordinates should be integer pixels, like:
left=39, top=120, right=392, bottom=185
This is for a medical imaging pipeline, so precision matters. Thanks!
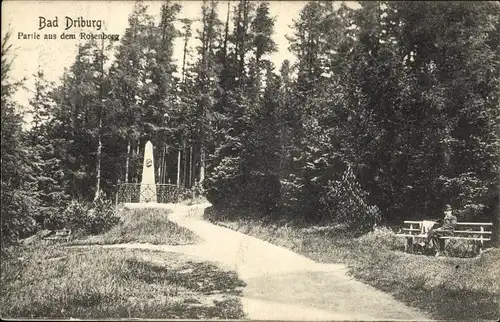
left=113, top=202, right=430, bottom=321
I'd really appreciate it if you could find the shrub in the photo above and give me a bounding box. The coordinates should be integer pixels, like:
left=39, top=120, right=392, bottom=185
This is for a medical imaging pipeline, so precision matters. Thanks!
left=443, top=239, right=480, bottom=258
left=204, top=150, right=281, bottom=213
left=88, top=195, right=120, bottom=234
left=38, top=204, right=69, bottom=231
left=63, top=194, right=120, bottom=235
left=279, top=174, right=303, bottom=213
left=64, top=200, right=91, bottom=231
left=323, top=166, right=381, bottom=234
left=357, top=226, right=400, bottom=250
left=179, top=182, right=207, bottom=203
left=439, top=173, right=495, bottom=222
left=190, top=181, right=205, bottom=198
left=203, top=156, right=240, bottom=208
left=1, top=188, right=38, bottom=248
left=237, top=173, right=281, bottom=213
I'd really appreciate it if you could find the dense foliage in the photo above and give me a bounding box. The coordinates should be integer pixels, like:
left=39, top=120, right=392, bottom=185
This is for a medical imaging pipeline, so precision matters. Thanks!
left=2, top=1, right=499, bottom=244
left=1, top=32, right=40, bottom=246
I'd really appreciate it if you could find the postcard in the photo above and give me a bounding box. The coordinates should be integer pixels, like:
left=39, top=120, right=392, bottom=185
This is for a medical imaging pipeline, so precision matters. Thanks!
left=2, top=1, right=498, bottom=321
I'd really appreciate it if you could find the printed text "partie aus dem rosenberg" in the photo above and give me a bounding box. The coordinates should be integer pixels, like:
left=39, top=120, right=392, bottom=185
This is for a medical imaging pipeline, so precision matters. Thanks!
left=18, top=32, right=120, bottom=41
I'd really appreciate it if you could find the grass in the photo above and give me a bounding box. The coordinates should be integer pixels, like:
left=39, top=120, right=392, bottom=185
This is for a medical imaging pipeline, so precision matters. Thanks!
left=70, top=208, right=200, bottom=246
left=1, top=243, right=246, bottom=319
left=1, top=206, right=246, bottom=319
left=213, top=216, right=500, bottom=320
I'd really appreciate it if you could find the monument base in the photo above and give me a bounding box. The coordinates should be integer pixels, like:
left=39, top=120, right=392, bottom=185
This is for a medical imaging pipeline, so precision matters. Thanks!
left=139, top=184, right=157, bottom=203
left=123, top=202, right=173, bottom=209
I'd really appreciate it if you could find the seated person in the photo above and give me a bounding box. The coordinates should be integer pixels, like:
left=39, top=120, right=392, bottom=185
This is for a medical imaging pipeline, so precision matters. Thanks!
left=422, top=204, right=457, bottom=255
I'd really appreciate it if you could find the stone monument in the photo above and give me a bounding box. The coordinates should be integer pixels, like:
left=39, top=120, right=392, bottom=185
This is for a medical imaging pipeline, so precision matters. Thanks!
left=139, top=141, right=157, bottom=203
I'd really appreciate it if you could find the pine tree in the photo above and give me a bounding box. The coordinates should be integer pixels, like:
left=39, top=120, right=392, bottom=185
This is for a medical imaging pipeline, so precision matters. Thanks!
left=28, top=68, right=70, bottom=229
left=345, top=1, right=500, bottom=224
left=51, top=40, right=107, bottom=200
left=148, top=1, right=181, bottom=187
left=1, top=31, right=39, bottom=246
left=107, top=1, right=180, bottom=187
left=192, top=0, right=223, bottom=185
left=284, top=1, right=356, bottom=221
left=204, top=1, right=282, bottom=213
left=107, top=1, right=154, bottom=185
left=247, top=1, right=277, bottom=94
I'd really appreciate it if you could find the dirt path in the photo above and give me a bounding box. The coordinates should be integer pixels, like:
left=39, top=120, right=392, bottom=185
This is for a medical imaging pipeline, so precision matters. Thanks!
left=115, top=203, right=429, bottom=321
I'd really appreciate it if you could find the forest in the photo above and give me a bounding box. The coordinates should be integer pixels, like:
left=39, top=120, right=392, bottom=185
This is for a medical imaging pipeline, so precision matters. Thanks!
left=2, top=1, right=500, bottom=246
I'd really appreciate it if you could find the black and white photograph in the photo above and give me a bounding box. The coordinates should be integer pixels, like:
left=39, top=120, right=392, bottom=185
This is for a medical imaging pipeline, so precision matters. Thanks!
left=1, top=0, right=499, bottom=320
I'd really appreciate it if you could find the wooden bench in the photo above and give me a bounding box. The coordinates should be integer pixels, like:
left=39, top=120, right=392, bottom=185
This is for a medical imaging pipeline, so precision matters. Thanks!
left=43, top=229, right=72, bottom=243
left=396, top=221, right=493, bottom=254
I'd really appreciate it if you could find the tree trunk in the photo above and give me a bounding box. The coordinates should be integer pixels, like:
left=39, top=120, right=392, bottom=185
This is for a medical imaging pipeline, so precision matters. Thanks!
left=94, top=116, right=102, bottom=201
left=494, top=22, right=500, bottom=248
left=223, top=1, right=230, bottom=61
left=182, top=140, right=188, bottom=188
left=181, top=20, right=191, bottom=83
left=494, top=103, right=500, bottom=247
left=189, top=144, right=194, bottom=187
left=239, top=0, right=249, bottom=85
left=125, top=139, right=131, bottom=183
left=234, top=1, right=242, bottom=75
left=166, top=145, right=169, bottom=184
left=494, top=194, right=500, bottom=247
left=162, top=144, right=168, bottom=184
left=199, top=140, right=205, bottom=184
left=177, top=148, right=181, bottom=187
left=135, top=140, right=140, bottom=183
left=159, top=144, right=164, bottom=184
left=94, top=38, right=104, bottom=202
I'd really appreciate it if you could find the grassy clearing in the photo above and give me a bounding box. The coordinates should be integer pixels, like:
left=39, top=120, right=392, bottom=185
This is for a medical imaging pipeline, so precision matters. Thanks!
left=214, top=217, right=500, bottom=320
left=1, top=243, right=246, bottom=319
left=70, top=208, right=200, bottom=246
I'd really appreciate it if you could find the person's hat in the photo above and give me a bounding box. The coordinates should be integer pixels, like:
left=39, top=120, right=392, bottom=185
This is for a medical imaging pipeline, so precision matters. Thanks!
left=444, top=204, right=452, bottom=211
